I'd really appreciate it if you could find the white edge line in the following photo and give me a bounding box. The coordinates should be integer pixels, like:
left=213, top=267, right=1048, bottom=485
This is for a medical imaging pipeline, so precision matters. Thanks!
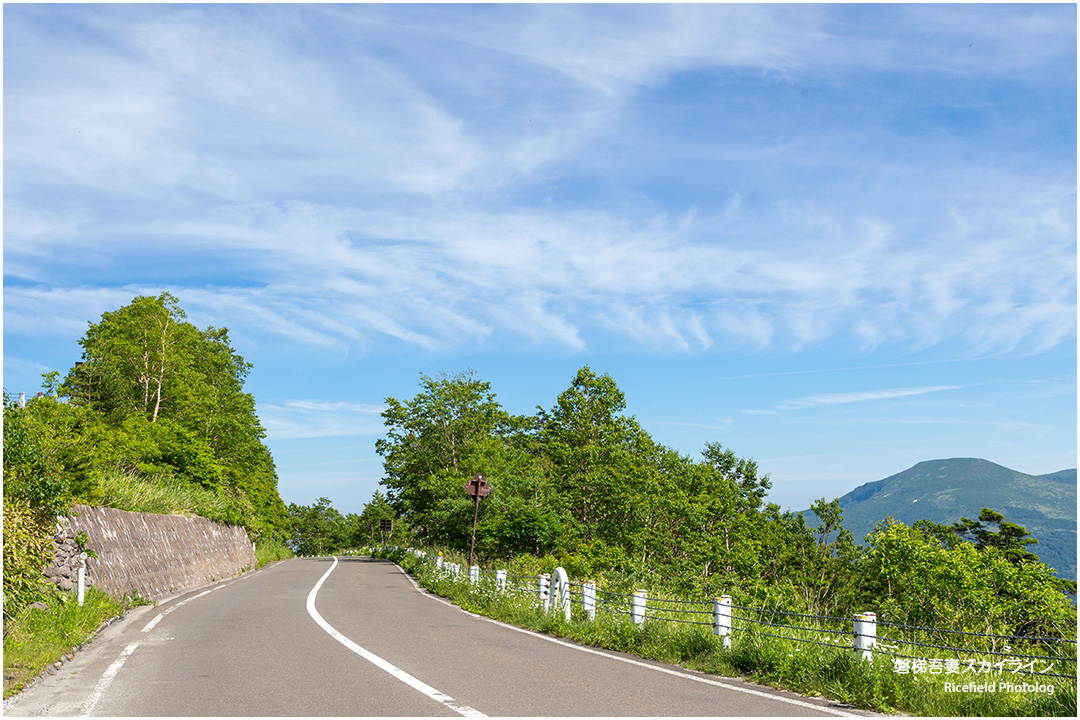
left=80, top=641, right=139, bottom=717
left=142, top=584, right=223, bottom=633
left=78, top=574, right=242, bottom=715
left=387, top=561, right=856, bottom=718
left=306, top=556, right=486, bottom=718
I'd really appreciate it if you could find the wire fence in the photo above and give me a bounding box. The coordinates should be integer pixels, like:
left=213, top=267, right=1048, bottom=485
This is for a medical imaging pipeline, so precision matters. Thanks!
left=385, top=547, right=1077, bottom=682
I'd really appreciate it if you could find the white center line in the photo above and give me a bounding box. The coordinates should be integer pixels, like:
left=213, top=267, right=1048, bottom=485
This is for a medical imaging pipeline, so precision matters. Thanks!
left=306, top=556, right=486, bottom=718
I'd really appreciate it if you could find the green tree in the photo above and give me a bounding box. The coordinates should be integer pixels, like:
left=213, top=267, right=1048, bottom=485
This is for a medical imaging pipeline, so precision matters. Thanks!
left=49, top=293, right=288, bottom=541
left=3, top=394, right=69, bottom=518
left=376, top=370, right=517, bottom=546
left=3, top=394, right=69, bottom=624
left=537, top=366, right=643, bottom=553
left=355, top=490, right=398, bottom=545
left=951, top=508, right=1040, bottom=565
left=288, top=498, right=351, bottom=555
left=66, top=293, right=198, bottom=423
left=862, top=518, right=1074, bottom=637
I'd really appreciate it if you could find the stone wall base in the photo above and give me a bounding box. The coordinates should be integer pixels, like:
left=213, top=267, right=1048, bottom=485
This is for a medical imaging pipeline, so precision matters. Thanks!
left=49, top=505, right=257, bottom=601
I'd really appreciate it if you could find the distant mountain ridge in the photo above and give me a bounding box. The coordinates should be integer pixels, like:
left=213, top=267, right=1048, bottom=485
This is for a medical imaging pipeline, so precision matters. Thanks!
left=802, top=458, right=1077, bottom=581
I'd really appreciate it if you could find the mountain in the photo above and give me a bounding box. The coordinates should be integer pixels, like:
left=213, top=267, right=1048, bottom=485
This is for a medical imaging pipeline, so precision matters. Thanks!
left=802, top=458, right=1077, bottom=581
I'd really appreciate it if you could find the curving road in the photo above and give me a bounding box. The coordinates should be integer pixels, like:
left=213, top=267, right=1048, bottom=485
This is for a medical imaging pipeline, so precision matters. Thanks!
left=5, top=557, right=873, bottom=717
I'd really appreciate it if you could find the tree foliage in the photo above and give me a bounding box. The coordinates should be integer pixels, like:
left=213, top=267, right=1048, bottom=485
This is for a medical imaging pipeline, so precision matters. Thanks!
left=368, top=365, right=1076, bottom=639
left=5, top=294, right=289, bottom=543
left=3, top=395, right=69, bottom=519
left=951, top=508, right=1040, bottom=564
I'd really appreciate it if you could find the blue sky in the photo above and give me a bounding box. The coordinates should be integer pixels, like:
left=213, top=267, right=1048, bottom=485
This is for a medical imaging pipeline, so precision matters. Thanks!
left=4, top=3, right=1076, bottom=516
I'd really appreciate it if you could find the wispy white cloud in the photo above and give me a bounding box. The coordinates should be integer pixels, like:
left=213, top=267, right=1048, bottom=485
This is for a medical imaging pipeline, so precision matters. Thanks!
left=259, top=399, right=387, bottom=440
left=284, top=400, right=387, bottom=414
left=3, top=3, right=1074, bottom=362
left=3, top=184, right=1074, bottom=358
left=776, top=386, right=960, bottom=412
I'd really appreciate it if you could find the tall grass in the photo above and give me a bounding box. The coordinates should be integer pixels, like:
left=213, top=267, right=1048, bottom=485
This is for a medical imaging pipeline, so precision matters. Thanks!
left=377, top=547, right=1076, bottom=717
left=83, top=468, right=231, bottom=519
left=255, top=538, right=293, bottom=567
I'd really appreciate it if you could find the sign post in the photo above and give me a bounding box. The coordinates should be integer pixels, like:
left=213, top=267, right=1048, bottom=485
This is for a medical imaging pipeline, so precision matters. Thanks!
left=463, top=474, right=492, bottom=566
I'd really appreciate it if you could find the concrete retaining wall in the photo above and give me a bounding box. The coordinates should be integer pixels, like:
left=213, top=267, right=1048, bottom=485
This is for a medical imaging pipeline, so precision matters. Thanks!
left=51, top=505, right=257, bottom=601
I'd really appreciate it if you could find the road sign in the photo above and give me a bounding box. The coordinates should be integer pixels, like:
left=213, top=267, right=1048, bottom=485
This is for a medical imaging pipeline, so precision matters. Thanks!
left=464, top=474, right=492, bottom=498
left=379, top=519, right=392, bottom=532
left=464, top=474, right=492, bottom=565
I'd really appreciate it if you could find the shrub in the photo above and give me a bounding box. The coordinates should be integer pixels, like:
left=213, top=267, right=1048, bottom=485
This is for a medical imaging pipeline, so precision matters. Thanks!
left=2, top=500, right=56, bottom=628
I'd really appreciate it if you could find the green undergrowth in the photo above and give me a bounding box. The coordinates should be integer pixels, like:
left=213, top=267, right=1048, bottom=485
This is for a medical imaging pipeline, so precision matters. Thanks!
left=83, top=469, right=236, bottom=524
left=375, top=547, right=1077, bottom=717
left=3, top=588, right=148, bottom=699
left=255, top=538, right=293, bottom=567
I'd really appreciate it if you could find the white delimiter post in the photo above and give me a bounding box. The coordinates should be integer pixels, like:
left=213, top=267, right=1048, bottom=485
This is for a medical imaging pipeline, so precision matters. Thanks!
left=77, top=552, right=88, bottom=607
left=469, top=565, right=479, bottom=584
left=583, top=581, right=596, bottom=622
left=631, top=590, right=647, bottom=625
left=552, top=567, right=571, bottom=622
left=713, top=595, right=732, bottom=647
left=496, top=569, right=507, bottom=591
left=853, top=612, right=877, bottom=661
left=436, top=553, right=443, bottom=571
left=539, top=574, right=551, bottom=613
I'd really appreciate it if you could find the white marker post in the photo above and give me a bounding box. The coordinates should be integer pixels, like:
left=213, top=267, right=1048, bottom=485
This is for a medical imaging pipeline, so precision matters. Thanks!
left=713, top=595, right=732, bottom=648
left=539, top=574, right=550, bottom=613
left=631, top=590, right=647, bottom=625
left=853, top=612, right=877, bottom=661
left=77, top=552, right=88, bottom=606
left=583, top=581, right=596, bottom=622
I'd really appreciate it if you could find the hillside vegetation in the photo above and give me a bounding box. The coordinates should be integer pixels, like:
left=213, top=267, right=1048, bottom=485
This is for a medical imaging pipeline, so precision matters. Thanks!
left=3, top=293, right=289, bottom=626
left=807, top=459, right=1076, bottom=581
left=348, top=368, right=1076, bottom=642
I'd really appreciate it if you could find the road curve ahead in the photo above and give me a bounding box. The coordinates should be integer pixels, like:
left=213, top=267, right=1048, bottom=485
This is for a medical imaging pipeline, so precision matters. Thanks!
left=5, top=557, right=872, bottom=717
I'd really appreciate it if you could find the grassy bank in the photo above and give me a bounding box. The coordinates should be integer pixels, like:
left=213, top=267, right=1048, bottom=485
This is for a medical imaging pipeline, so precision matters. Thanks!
left=255, top=538, right=293, bottom=567
left=376, top=547, right=1076, bottom=717
left=2, top=588, right=145, bottom=699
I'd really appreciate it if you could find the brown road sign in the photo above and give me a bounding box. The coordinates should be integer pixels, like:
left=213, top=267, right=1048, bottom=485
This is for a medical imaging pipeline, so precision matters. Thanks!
left=464, top=474, right=492, bottom=498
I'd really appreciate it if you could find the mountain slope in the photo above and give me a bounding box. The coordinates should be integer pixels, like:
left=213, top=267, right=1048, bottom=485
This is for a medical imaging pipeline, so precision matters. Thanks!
left=804, top=458, right=1077, bottom=581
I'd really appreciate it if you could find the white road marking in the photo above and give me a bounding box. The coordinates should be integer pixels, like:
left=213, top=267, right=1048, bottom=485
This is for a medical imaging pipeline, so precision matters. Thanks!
left=80, top=582, right=232, bottom=715
left=80, top=641, right=139, bottom=717
left=142, top=586, right=221, bottom=633
left=388, top=561, right=856, bottom=717
left=306, top=557, right=486, bottom=718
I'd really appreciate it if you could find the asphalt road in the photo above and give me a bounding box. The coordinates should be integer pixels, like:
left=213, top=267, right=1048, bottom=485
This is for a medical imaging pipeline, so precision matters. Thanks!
left=4, top=556, right=873, bottom=717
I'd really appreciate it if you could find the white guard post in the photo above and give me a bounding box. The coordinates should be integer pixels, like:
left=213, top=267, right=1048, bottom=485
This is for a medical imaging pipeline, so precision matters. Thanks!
left=551, top=567, right=571, bottom=622
left=436, top=552, right=443, bottom=571
left=713, top=595, right=732, bottom=648
left=77, top=552, right=88, bottom=607
left=469, top=565, right=479, bottom=584
left=496, top=569, right=507, bottom=591
left=631, top=590, right=647, bottom=625
left=539, top=573, right=551, bottom=612
left=853, top=612, right=877, bottom=661
left=582, top=581, right=596, bottom=622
